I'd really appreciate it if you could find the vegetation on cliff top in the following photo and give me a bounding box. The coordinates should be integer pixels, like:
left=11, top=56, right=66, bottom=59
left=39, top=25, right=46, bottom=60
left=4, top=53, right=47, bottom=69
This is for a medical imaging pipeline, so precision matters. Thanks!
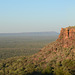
left=66, top=26, right=75, bottom=29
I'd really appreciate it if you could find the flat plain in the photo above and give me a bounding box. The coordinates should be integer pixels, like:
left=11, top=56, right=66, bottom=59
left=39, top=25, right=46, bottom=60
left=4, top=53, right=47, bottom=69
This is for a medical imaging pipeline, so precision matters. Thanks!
left=0, top=35, right=58, bottom=59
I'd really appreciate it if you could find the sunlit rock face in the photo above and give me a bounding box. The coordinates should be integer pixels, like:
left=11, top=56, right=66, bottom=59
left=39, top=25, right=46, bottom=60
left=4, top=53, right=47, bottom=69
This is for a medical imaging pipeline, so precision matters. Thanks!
left=57, top=26, right=75, bottom=48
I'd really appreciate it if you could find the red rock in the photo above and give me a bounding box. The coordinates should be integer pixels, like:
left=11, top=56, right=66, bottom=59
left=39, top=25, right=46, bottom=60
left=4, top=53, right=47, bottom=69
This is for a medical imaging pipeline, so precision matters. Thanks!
left=57, top=26, right=75, bottom=48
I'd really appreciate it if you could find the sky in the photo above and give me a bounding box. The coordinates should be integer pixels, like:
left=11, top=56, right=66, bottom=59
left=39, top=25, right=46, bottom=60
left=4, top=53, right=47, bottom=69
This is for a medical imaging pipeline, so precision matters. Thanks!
left=0, top=0, right=75, bottom=33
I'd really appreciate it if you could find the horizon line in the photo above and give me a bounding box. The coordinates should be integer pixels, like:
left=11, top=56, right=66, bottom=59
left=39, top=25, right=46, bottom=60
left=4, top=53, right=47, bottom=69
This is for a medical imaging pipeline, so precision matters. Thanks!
left=0, top=31, right=59, bottom=34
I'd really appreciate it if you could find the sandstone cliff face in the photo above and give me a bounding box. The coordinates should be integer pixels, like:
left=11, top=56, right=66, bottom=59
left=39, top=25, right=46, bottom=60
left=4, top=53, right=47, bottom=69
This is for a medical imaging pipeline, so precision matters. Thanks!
left=57, top=26, right=75, bottom=48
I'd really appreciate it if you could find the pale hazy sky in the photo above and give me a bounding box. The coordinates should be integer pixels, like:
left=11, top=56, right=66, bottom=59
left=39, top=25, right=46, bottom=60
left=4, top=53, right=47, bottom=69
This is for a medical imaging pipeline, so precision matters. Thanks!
left=0, top=0, right=75, bottom=33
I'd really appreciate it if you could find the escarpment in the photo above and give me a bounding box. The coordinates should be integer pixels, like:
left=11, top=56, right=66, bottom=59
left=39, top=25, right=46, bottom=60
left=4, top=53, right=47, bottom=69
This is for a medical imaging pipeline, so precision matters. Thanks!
left=57, top=26, right=75, bottom=48
left=0, top=26, right=75, bottom=75
left=31, top=26, right=75, bottom=63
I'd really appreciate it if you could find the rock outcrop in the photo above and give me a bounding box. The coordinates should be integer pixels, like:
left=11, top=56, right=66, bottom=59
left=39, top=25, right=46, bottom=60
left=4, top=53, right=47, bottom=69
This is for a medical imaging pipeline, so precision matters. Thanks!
left=57, top=26, right=75, bottom=48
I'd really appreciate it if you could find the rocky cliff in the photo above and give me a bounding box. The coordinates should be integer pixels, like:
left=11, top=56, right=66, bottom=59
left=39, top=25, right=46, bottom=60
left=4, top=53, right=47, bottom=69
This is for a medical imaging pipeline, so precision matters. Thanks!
left=30, top=26, right=75, bottom=64
left=57, top=26, right=75, bottom=48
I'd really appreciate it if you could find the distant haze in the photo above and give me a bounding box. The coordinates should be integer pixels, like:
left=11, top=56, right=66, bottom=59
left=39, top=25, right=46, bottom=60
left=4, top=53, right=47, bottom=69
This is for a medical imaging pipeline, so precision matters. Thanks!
left=0, top=31, right=59, bottom=36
